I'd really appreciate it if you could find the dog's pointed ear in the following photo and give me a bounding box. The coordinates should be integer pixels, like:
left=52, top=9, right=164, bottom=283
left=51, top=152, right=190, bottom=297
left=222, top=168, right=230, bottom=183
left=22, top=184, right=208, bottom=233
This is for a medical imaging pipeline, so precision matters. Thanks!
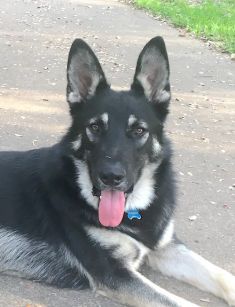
left=67, top=39, right=108, bottom=105
left=131, top=37, right=171, bottom=121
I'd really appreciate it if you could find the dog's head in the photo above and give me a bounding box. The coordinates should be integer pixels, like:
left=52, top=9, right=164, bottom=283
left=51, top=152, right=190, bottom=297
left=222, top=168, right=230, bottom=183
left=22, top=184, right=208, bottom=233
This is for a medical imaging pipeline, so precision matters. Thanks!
left=66, top=37, right=171, bottom=227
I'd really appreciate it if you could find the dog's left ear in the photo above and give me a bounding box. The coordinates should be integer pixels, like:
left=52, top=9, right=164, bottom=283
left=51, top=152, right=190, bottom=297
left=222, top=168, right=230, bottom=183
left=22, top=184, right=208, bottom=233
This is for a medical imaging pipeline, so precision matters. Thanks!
left=67, top=39, right=108, bottom=105
left=131, top=37, right=171, bottom=121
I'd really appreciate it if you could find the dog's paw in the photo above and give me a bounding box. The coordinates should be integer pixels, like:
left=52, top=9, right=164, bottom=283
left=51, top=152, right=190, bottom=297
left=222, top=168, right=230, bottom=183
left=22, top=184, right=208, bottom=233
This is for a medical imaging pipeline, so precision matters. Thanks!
left=217, top=270, right=235, bottom=306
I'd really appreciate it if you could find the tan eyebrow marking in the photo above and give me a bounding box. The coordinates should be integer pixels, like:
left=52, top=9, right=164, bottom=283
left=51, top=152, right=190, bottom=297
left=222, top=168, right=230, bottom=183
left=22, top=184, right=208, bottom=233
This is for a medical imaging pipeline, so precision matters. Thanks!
left=128, top=114, right=137, bottom=126
left=101, top=113, right=108, bottom=125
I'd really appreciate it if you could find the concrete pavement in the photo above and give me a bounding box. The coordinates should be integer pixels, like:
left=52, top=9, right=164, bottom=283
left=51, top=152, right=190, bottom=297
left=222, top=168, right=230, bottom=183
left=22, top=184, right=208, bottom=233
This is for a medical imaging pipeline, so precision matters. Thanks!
left=0, top=0, right=234, bottom=306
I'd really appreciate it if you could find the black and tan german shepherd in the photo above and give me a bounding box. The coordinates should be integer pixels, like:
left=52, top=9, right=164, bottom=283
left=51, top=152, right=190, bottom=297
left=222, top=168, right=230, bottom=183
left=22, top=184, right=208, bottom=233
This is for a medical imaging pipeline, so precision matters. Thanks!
left=0, top=37, right=234, bottom=307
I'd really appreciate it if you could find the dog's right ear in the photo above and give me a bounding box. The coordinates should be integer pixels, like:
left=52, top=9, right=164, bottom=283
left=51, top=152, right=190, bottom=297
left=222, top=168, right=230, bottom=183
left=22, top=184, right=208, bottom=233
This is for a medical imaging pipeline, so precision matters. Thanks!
left=67, top=39, right=108, bottom=105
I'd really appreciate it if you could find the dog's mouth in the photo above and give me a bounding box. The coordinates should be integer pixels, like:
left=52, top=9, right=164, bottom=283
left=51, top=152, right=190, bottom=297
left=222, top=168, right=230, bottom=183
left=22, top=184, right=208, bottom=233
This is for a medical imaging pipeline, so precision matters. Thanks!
left=92, top=186, right=133, bottom=228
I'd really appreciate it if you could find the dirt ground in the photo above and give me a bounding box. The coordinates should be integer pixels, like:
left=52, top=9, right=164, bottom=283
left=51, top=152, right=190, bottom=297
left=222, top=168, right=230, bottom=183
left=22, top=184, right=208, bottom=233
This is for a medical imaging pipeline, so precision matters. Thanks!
left=0, top=0, right=234, bottom=306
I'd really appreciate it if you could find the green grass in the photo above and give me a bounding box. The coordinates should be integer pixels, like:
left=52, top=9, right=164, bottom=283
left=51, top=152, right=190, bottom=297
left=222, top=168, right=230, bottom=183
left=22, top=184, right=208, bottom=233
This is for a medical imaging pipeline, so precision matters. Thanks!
left=133, top=0, right=235, bottom=53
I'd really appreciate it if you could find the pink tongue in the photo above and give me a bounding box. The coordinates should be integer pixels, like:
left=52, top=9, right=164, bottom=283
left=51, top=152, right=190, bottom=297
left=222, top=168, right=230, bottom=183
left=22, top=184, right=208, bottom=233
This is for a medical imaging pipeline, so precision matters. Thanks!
left=99, top=190, right=125, bottom=227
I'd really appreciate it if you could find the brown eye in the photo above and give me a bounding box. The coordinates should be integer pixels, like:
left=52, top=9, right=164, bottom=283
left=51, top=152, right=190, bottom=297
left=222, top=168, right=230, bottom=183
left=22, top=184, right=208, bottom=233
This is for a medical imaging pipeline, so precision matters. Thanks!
left=134, top=127, right=145, bottom=136
left=90, top=123, right=100, bottom=132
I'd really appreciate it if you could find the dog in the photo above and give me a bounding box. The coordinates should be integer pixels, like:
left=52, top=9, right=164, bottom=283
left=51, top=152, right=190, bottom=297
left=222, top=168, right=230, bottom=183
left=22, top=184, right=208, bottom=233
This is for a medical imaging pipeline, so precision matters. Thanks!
left=0, top=37, right=234, bottom=307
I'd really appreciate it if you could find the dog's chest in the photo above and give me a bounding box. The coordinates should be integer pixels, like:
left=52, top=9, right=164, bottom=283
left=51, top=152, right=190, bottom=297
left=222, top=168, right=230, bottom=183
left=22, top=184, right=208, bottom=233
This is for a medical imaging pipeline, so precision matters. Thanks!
left=85, top=227, right=149, bottom=270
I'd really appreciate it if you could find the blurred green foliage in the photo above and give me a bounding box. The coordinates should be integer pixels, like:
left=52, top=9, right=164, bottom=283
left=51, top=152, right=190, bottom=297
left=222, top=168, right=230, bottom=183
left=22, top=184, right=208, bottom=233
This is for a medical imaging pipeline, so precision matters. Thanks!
left=134, top=0, right=235, bottom=53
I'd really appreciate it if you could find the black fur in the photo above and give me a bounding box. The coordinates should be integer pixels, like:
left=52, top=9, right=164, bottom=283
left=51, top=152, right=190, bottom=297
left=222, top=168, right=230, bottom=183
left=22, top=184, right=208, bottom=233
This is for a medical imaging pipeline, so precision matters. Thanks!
left=0, top=37, right=176, bottom=290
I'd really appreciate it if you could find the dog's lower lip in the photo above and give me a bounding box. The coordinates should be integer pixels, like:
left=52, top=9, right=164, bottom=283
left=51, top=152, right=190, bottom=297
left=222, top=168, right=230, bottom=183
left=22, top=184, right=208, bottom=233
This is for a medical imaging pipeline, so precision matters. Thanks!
left=92, top=186, right=101, bottom=197
left=100, top=193, right=127, bottom=200
left=92, top=186, right=133, bottom=198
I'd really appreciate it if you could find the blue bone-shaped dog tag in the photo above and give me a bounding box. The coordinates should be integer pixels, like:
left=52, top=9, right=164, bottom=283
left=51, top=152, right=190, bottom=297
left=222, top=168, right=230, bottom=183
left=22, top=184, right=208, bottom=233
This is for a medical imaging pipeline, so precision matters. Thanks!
left=127, top=210, right=141, bottom=220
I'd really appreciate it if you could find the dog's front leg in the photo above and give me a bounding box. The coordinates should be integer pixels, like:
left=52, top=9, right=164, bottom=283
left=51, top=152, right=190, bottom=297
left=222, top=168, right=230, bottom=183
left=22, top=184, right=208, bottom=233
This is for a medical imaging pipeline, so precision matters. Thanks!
left=148, top=240, right=235, bottom=306
left=64, top=223, right=199, bottom=306
left=98, top=269, right=200, bottom=307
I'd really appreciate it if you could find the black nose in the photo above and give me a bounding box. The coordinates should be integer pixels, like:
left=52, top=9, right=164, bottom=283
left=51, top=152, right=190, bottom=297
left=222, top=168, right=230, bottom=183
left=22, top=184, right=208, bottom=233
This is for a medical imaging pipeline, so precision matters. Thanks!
left=99, top=163, right=126, bottom=187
